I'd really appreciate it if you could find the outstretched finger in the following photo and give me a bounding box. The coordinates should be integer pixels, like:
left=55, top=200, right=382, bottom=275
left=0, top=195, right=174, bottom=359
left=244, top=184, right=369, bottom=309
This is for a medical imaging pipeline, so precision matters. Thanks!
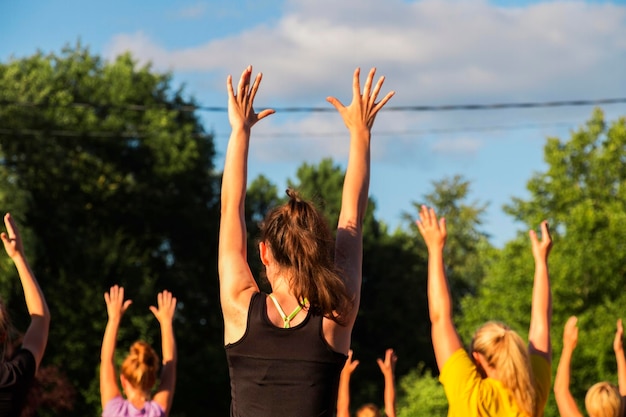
left=418, top=205, right=430, bottom=225
left=540, top=220, right=551, bottom=242
left=257, top=108, right=276, bottom=121
left=326, top=96, right=345, bottom=111
left=351, top=67, right=362, bottom=101
left=423, top=206, right=439, bottom=229
left=3, top=213, right=17, bottom=237
left=122, top=299, right=132, bottom=312
left=362, top=68, right=376, bottom=100
left=368, top=75, right=385, bottom=108
left=415, top=219, right=425, bottom=234
left=237, top=66, right=251, bottom=97
left=226, top=75, right=234, bottom=97
left=372, top=90, right=395, bottom=114
left=248, top=72, right=263, bottom=102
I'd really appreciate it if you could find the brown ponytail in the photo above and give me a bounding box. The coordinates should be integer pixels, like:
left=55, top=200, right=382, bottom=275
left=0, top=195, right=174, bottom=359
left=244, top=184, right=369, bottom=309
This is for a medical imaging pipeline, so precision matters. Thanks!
left=260, top=189, right=352, bottom=323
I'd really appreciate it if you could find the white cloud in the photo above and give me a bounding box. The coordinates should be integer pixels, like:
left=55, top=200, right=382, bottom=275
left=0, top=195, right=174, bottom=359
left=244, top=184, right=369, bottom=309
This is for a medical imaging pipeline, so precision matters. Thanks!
left=103, top=0, right=626, bottom=162
left=105, top=0, right=625, bottom=99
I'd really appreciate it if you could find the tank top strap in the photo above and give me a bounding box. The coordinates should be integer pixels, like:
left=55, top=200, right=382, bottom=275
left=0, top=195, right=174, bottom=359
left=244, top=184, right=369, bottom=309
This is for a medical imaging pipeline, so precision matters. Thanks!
left=268, top=293, right=307, bottom=328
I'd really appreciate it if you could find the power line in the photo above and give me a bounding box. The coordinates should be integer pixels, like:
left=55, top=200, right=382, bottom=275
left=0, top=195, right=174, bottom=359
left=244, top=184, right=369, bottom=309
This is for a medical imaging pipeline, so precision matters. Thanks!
left=1, top=97, right=625, bottom=113
left=0, top=120, right=582, bottom=139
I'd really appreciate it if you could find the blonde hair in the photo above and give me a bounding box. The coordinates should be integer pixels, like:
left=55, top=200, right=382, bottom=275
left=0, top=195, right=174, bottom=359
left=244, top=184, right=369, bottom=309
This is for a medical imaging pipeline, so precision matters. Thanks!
left=356, top=403, right=381, bottom=417
left=585, top=381, right=622, bottom=417
left=120, top=341, right=160, bottom=393
left=470, top=321, right=536, bottom=416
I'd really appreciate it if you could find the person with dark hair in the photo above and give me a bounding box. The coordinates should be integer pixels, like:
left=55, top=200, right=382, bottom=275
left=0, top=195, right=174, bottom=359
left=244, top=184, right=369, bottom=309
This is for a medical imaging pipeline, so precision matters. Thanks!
left=219, top=65, right=394, bottom=417
left=100, top=285, right=177, bottom=417
left=337, top=349, right=398, bottom=417
left=0, top=213, right=50, bottom=417
left=554, top=316, right=626, bottom=417
left=417, top=205, right=553, bottom=416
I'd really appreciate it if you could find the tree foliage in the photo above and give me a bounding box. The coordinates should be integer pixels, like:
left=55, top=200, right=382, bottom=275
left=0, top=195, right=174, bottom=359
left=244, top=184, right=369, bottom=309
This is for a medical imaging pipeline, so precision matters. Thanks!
left=459, top=110, right=626, bottom=417
left=0, top=44, right=224, bottom=416
left=3, top=43, right=624, bottom=417
left=397, top=364, right=448, bottom=417
left=393, top=175, right=493, bottom=415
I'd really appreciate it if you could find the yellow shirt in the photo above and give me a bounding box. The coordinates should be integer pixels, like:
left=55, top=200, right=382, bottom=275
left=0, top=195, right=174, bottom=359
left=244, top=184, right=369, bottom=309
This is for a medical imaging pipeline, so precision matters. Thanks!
left=439, top=349, right=551, bottom=417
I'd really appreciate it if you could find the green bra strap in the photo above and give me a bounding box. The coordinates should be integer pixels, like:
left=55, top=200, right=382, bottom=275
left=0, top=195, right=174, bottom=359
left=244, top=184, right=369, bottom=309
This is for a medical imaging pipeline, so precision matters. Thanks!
left=268, top=294, right=307, bottom=328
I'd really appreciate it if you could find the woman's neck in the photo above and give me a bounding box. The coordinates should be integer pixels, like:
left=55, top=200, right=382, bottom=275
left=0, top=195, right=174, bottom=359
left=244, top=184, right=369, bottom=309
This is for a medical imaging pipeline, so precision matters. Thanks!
left=126, top=388, right=149, bottom=409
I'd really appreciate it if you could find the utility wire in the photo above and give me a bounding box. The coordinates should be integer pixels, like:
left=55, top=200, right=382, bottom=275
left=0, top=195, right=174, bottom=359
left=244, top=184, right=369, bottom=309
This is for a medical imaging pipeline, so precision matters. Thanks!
left=1, top=97, right=623, bottom=139
left=0, top=121, right=582, bottom=139
left=1, top=97, right=625, bottom=113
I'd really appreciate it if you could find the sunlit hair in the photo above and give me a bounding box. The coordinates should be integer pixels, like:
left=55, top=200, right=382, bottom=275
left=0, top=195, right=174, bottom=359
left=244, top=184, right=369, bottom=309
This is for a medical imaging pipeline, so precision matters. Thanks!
left=356, top=403, right=381, bottom=417
left=121, top=341, right=160, bottom=393
left=585, top=381, right=622, bottom=417
left=470, top=321, right=537, bottom=416
left=259, top=189, right=352, bottom=323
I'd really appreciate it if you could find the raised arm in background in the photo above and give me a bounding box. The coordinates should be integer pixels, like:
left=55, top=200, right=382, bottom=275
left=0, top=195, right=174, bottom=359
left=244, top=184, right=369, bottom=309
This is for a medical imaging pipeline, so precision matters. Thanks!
left=528, top=220, right=553, bottom=360
left=218, top=65, right=275, bottom=345
left=326, top=68, right=394, bottom=352
left=614, top=319, right=626, bottom=405
left=553, top=316, right=584, bottom=417
left=150, top=290, right=178, bottom=416
left=1, top=213, right=50, bottom=370
left=416, top=205, right=463, bottom=371
left=377, top=348, right=398, bottom=417
left=100, top=285, right=132, bottom=409
left=337, top=350, right=359, bottom=417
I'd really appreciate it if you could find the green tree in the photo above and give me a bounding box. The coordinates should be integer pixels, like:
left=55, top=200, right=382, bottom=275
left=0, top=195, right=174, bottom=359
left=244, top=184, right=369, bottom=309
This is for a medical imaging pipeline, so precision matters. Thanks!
left=396, top=364, right=448, bottom=417
left=459, top=109, right=626, bottom=417
left=407, top=175, right=493, bottom=299
left=0, top=45, right=225, bottom=416
left=394, top=175, right=492, bottom=415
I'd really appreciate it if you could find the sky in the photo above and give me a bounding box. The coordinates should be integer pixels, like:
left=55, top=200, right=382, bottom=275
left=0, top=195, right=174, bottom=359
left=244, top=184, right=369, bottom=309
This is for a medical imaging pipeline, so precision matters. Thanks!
left=2, top=0, right=626, bottom=247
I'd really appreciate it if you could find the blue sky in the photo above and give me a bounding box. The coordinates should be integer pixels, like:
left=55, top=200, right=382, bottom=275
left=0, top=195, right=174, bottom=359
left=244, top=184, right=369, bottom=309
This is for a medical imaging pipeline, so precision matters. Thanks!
left=2, top=0, right=626, bottom=247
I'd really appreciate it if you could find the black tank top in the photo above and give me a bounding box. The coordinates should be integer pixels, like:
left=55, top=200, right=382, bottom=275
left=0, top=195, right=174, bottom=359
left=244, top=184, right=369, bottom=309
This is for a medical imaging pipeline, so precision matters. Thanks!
left=225, top=292, right=347, bottom=417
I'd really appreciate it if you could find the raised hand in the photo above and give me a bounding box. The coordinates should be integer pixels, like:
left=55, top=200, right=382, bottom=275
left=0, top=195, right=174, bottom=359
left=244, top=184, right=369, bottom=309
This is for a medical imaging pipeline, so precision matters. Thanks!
left=563, top=316, right=579, bottom=351
left=227, top=65, right=275, bottom=130
left=1, top=213, right=25, bottom=259
left=341, top=349, right=360, bottom=376
left=377, top=348, right=398, bottom=378
left=326, top=67, right=395, bottom=132
left=104, top=285, right=132, bottom=323
left=150, top=290, right=177, bottom=324
left=416, top=205, right=447, bottom=252
left=529, top=220, right=552, bottom=261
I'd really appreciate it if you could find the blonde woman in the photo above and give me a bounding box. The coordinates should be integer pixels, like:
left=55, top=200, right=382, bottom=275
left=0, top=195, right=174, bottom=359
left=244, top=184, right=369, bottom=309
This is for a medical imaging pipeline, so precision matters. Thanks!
left=219, top=65, right=393, bottom=417
left=0, top=213, right=50, bottom=416
left=417, top=206, right=553, bottom=416
left=100, top=285, right=177, bottom=417
left=554, top=316, right=626, bottom=417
